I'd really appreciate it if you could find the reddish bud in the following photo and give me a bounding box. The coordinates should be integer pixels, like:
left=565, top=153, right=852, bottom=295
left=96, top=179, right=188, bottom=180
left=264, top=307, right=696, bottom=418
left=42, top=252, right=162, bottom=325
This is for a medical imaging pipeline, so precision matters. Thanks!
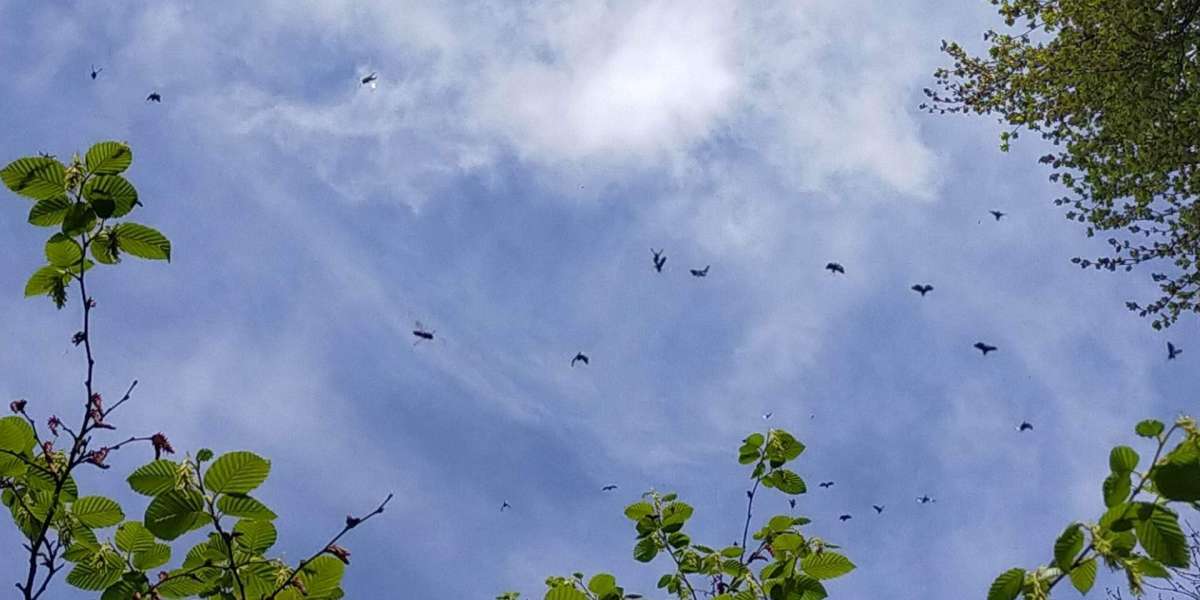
left=47, top=415, right=61, bottom=436
left=9, top=399, right=26, bottom=414
left=84, top=447, right=110, bottom=469
left=325, top=544, right=351, bottom=565
left=151, top=433, right=175, bottom=459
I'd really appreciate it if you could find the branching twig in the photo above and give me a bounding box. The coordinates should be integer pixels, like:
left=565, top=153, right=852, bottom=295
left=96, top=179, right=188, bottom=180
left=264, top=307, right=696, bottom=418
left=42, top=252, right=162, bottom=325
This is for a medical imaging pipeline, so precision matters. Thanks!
left=264, top=493, right=394, bottom=600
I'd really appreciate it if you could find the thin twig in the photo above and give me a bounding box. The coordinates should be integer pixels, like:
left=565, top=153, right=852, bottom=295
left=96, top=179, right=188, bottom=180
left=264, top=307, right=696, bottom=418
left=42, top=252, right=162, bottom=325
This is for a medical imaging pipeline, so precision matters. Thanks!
left=265, top=493, right=394, bottom=600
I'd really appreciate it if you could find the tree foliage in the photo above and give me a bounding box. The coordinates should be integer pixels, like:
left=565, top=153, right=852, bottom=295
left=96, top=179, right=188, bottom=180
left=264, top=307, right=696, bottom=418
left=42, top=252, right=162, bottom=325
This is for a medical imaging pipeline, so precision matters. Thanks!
left=926, top=0, right=1200, bottom=329
left=501, top=428, right=854, bottom=600
left=0, top=142, right=388, bottom=599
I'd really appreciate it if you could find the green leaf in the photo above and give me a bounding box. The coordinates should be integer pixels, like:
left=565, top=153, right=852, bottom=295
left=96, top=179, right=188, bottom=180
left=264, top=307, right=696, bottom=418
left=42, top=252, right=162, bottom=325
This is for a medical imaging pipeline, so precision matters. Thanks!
left=61, top=202, right=96, bottom=237
left=987, top=569, right=1024, bottom=600
left=114, top=521, right=155, bottom=553
left=28, top=195, right=71, bottom=226
left=587, top=574, right=616, bottom=596
left=297, top=555, right=345, bottom=597
left=233, top=518, right=277, bottom=553
left=765, top=429, right=805, bottom=466
left=126, top=460, right=179, bottom=496
left=624, top=502, right=654, bottom=521
left=132, top=543, right=171, bottom=570
left=1135, top=420, right=1164, bottom=438
left=1134, top=503, right=1190, bottom=567
left=660, top=501, right=694, bottom=533
left=24, top=265, right=66, bottom=298
left=772, top=532, right=803, bottom=552
left=1100, top=502, right=1136, bottom=532
left=1068, top=558, right=1096, bottom=594
left=769, top=469, right=807, bottom=495
left=91, top=230, right=118, bottom=265
left=203, top=451, right=270, bottom=494
left=1, top=156, right=65, bottom=200
left=634, top=537, right=658, bottom=562
left=196, top=448, right=214, bottom=462
left=1053, top=523, right=1084, bottom=571
left=85, top=141, right=132, bottom=175
left=72, top=496, right=124, bottom=528
left=154, top=569, right=211, bottom=598
left=1130, top=556, right=1170, bottom=578
left=83, top=175, right=138, bottom=218
left=1103, top=472, right=1131, bottom=508
left=144, top=489, right=204, bottom=541
left=801, top=552, right=855, bottom=580
left=217, top=493, right=278, bottom=520
left=1109, top=446, right=1139, bottom=473
left=65, top=551, right=124, bottom=591
left=1153, top=460, right=1200, bottom=501
left=0, top=416, right=36, bottom=451
left=545, top=587, right=586, bottom=600
left=767, top=515, right=794, bottom=532
left=45, top=233, right=83, bottom=267
left=112, top=222, right=170, bottom=261
left=101, top=575, right=150, bottom=600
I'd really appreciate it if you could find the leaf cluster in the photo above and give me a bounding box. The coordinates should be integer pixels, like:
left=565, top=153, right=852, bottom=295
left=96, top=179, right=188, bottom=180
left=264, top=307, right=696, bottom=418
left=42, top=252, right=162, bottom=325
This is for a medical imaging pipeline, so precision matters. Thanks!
left=1, top=142, right=170, bottom=309
left=987, top=416, right=1200, bottom=600
left=509, top=428, right=855, bottom=600
left=927, top=0, right=1200, bottom=329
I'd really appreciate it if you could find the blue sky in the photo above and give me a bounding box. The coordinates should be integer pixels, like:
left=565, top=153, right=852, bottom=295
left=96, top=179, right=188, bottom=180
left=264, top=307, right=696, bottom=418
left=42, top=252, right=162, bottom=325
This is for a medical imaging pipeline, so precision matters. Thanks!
left=0, top=1, right=1197, bottom=598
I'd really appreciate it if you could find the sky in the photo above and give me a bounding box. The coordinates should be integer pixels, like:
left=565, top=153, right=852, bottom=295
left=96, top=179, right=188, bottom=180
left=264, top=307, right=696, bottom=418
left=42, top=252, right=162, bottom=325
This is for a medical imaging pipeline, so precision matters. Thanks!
left=0, top=1, right=1197, bottom=599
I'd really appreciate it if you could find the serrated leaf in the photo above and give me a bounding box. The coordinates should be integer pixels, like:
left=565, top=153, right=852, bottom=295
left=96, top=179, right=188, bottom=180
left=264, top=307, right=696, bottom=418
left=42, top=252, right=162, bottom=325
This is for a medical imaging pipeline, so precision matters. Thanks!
left=83, top=175, right=138, bottom=218
left=1054, top=523, right=1084, bottom=571
left=65, top=551, right=124, bottom=591
left=115, top=521, right=155, bottom=553
left=144, top=489, right=204, bottom=541
left=801, top=552, right=855, bottom=580
left=1103, top=472, right=1131, bottom=508
left=297, top=555, right=344, bottom=597
left=987, top=568, right=1024, bottom=600
left=132, top=543, right=171, bottom=570
left=233, top=519, right=277, bottom=553
left=634, top=537, right=658, bottom=562
left=771, top=469, right=807, bottom=495
left=0, top=416, right=36, bottom=451
left=112, top=222, right=170, bottom=261
left=1110, top=446, right=1139, bottom=473
left=45, top=233, right=83, bottom=267
left=1, top=156, right=65, bottom=200
left=1130, top=556, right=1170, bottom=578
left=1135, top=420, right=1164, bottom=438
left=85, top=141, right=132, bottom=175
left=24, top=265, right=67, bottom=298
left=1068, top=558, right=1096, bottom=594
left=217, top=493, right=277, bottom=520
left=204, top=451, right=270, bottom=494
left=1134, top=504, right=1190, bottom=567
left=28, top=195, right=71, bottom=226
left=72, top=496, right=124, bottom=528
left=624, top=502, right=654, bottom=522
left=126, top=460, right=179, bottom=496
